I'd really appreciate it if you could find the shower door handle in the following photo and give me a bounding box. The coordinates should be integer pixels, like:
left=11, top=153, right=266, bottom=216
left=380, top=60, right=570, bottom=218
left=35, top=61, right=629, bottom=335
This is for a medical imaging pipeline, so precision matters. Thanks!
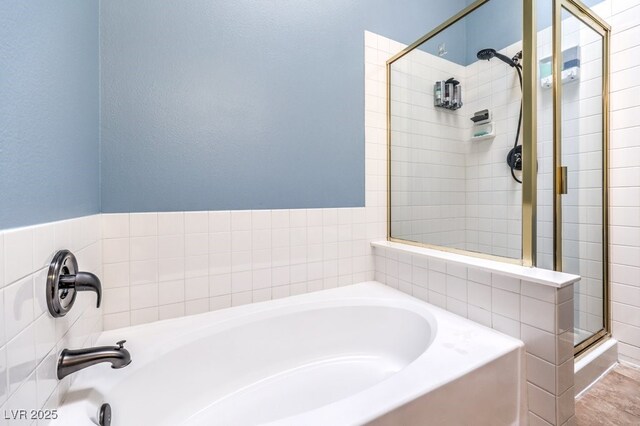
left=558, top=166, right=568, bottom=194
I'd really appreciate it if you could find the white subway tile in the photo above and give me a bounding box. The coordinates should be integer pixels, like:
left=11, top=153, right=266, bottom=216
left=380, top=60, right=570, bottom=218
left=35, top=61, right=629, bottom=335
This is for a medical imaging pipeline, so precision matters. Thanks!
left=252, top=288, right=272, bottom=303
left=527, top=383, right=556, bottom=425
left=101, top=214, right=129, bottom=239
left=158, top=257, right=185, bottom=282
left=0, top=345, right=6, bottom=406
left=102, top=238, right=129, bottom=264
left=521, top=296, right=556, bottom=333
left=446, top=297, right=468, bottom=318
left=34, top=314, right=55, bottom=365
left=522, top=324, right=557, bottom=364
left=491, top=274, right=521, bottom=293
left=492, top=288, right=520, bottom=321
left=526, top=353, right=556, bottom=394
left=251, top=210, right=271, bottom=230
left=130, top=307, right=158, bottom=326
left=4, top=228, right=34, bottom=285
left=130, top=283, right=158, bottom=310
left=32, top=269, right=48, bottom=319
left=130, top=260, right=158, bottom=286
left=102, top=287, right=130, bottom=314
left=7, top=324, right=36, bottom=395
left=158, top=280, right=185, bottom=305
left=209, top=295, right=231, bottom=311
left=521, top=281, right=556, bottom=303
left=157, top=212, right=184, bottom=235
left=0, top=233, right=4, bottom=289
left=209, top=253, right=231, bottom=276
left=103, top=262, right=130, bottom=288
left=185, top=276, right=209, bottom=300
left=290, top=210, right=307, bottom=228
left=492, top=313, right=521, bottom=339
left=446, top=275, right=467, bottom=302
left=36, top=348, right=57, bottom=409
left=130, top=236, right=157, bottom=261
left=185, top=211, right=209, bottom=234
left=157, top=234, right=184, bottom=259
left=185, top=298, right=209, bottom=315
left=159, top=302, right=185, bottom=320
left=130, top=213, right=158, bottom=237
left=209, top=211, right=230, bottom=233
left=230, top=211, right=251, bottom=231
left=231, top=291, right=252, bottom=306
left=467, top=305, right=491, bottom=327
left=468, top=281, right=492, bottom=310
left=183, top=255, right=207, bottom=279
left=209, top=274, right=231, bottom=297
left=5, top=372, right=37, bottom=422
left=32, top=224, right=55, bottom=269
left=185, top=233, right=209, bottom=256
left=4, top=276, right=35, bottom=341
left=103, top=312, right=130, bottom=330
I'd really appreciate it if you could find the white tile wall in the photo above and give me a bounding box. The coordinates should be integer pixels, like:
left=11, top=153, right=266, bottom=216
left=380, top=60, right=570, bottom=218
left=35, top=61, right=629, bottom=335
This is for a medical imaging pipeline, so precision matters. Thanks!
left=101, top=208, right=382, bottom=329
left=603, top=0, right=640, bottom=368
left=373, top=243, right=576, bottom=426
left=388, top=41, right=468, bottom=249
left=0, top=215, right=102, bottom=424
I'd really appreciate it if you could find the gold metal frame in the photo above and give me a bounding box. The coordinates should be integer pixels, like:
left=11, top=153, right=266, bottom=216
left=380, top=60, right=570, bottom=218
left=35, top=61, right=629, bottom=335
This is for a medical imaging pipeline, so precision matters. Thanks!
left=522, top=0, right=537, bottom=267
left=553, top=0, right=611, bottom=355
left=387, top=0, right=537, bottom=266
left=386, top=0, right=611, bottom=355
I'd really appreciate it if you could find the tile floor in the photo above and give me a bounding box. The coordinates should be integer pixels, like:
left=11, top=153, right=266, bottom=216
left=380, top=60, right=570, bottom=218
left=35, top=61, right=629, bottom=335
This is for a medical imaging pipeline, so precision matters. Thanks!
left=575, top=363, right=640, bottom=425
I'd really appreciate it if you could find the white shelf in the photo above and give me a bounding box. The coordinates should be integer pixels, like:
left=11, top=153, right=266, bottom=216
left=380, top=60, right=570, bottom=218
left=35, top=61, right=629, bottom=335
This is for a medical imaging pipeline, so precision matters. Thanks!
left=470, top=131, right=495, bottom=142
left=371, top=240, right=580, bottom=288
left=470, top=123, right=495, bottom=142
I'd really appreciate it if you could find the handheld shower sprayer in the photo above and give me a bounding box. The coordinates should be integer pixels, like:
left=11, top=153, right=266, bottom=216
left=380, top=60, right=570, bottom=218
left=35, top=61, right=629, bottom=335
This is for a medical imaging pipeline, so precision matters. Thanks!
left=476, top=48, right=520, bottom=68
left=476, top=48, right=524, bottom=183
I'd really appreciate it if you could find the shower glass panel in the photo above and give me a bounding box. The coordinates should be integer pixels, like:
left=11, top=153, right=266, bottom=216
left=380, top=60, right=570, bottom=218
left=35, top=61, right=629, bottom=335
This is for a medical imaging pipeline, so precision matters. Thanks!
left=389, top=0, right=523, bottom=260
left=559, top=7, right=606, bottom=348
left=387, top=0, right=610, bottom=355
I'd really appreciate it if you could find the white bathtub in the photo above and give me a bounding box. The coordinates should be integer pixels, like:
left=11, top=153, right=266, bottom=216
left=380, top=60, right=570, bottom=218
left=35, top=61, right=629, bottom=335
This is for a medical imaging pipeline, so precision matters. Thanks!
left=54, top=282, right=526, bottom=425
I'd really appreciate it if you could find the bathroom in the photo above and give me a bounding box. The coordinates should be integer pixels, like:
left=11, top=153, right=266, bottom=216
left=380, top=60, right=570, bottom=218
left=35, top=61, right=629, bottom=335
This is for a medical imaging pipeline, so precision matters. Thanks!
left=0, top=0, right=638, bottom=424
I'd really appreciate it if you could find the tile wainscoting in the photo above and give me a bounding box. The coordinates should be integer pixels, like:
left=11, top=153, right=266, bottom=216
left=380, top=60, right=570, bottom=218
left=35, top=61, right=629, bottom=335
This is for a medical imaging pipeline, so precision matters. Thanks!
left=373, top=242, right=578, bottom=426
left=100, top=209, right=381, bottom=329
left=0, top=215, right=102, bottom=424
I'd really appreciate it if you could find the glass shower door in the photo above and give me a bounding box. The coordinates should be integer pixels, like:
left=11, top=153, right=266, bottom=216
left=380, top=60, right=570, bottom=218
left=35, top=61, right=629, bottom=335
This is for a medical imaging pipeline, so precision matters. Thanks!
left=556, top=3, right=608, bottom=351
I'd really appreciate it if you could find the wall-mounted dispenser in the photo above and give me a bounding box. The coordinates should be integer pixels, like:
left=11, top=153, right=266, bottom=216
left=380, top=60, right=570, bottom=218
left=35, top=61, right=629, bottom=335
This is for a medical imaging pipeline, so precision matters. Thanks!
left=434, top=78, right=462, bottom=110
left=539, top=46, right=581, bottom=89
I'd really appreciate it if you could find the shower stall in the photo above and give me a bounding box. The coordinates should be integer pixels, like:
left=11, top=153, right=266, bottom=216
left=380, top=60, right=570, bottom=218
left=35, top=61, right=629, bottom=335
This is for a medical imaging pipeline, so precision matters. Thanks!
left=386, top=0, right=610, bottom=355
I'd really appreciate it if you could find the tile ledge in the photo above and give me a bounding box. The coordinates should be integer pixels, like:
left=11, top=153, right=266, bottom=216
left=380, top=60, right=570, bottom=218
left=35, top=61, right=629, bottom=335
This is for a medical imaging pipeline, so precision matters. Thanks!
left=371, top=240, right=580, bottom=288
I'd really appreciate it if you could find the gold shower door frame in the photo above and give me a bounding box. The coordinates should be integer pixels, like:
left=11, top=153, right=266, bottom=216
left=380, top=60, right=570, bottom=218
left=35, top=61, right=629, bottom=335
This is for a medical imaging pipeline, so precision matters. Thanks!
left=552, top=0, right=611, bottom=356
left=385, top=0, right=610, bottom=355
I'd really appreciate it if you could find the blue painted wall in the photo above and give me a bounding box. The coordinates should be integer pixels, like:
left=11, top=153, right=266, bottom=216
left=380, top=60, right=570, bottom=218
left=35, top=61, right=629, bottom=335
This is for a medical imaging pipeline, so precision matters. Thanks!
left=464, top=0, right=603, bottom=65
left=0, top=1, right=100, bottom=230
left=100, top=0, right=467, bottom=212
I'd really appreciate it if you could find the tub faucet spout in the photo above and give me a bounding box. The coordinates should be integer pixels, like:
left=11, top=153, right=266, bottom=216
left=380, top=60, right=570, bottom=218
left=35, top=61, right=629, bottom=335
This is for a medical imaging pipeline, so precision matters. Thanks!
left=57, top=340, right=132, bottom=380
